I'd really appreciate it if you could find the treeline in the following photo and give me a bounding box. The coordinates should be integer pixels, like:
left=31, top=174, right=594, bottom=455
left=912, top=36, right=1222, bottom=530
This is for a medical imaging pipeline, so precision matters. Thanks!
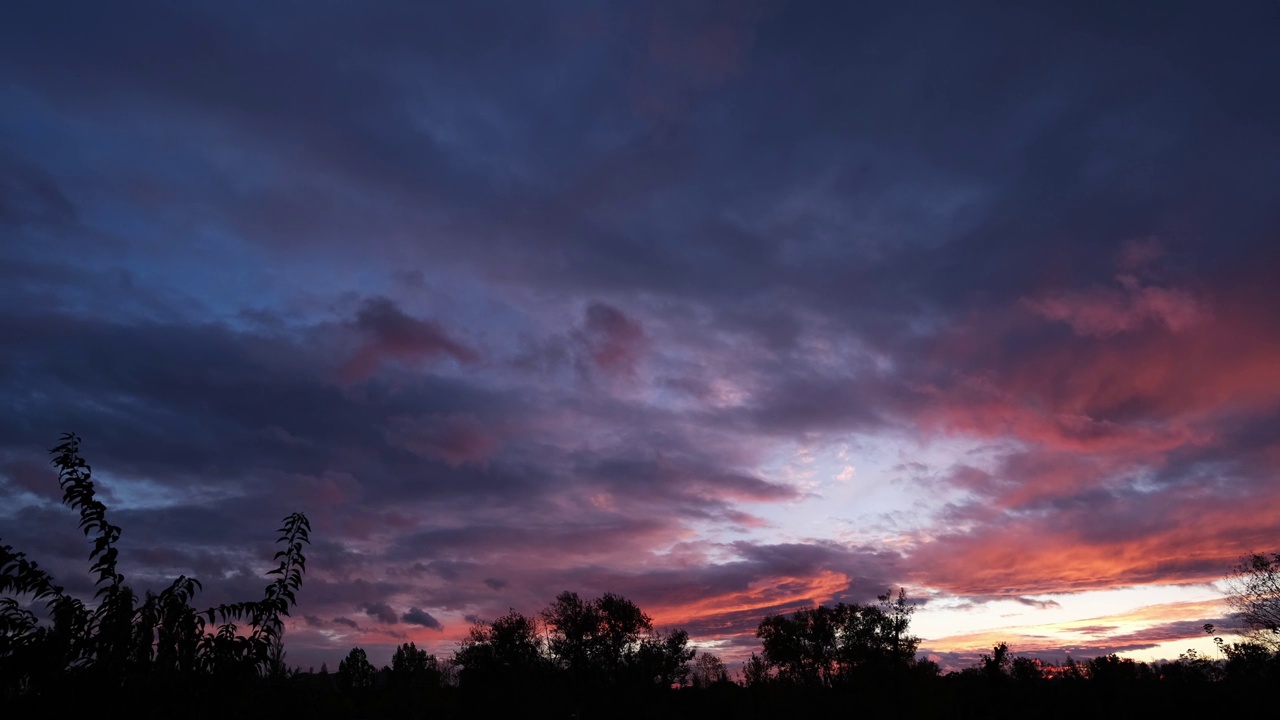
left=311, top=590, right=700, bottom=717
left=257, top=589, right=930, bottom=718
left=298, top=591, right=703, bottom=718
left=6, top=435, right=1280, bottom=719
left=293, top=590, right=1280, bottom=719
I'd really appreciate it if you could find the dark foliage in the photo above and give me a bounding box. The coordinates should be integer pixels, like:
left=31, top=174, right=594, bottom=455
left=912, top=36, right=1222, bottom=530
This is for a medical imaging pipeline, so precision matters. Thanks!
left=448, top=590, right=695, bottom=716
left=1223, top=552, right=1280, bottom=649
left=454, top=607, right=547, bottom=690
left=337, top=646, right=377, bottom=691
left=751, top=588, right=924, bottom=687
left=1, top=434, right=311, bottom=716
left=689, top=651, right=730, bottom=688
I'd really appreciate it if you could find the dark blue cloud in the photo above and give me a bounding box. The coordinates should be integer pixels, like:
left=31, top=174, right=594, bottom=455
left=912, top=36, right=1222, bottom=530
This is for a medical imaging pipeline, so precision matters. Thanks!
left=401, top=607, right=443, bottom=631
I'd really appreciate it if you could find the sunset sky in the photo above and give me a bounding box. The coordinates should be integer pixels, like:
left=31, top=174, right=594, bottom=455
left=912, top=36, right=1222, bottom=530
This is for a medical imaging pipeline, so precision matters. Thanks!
left=3, top=1, right=1280, bottom=672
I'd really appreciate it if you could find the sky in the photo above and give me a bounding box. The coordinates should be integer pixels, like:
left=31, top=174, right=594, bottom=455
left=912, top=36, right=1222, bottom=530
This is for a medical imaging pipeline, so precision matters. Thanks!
left=3, top=0, right=1280, bottom=672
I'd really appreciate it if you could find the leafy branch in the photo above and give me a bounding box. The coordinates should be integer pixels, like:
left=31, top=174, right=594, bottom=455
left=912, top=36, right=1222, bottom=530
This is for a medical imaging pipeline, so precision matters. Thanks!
left=0, top=434, right=314, bottom=699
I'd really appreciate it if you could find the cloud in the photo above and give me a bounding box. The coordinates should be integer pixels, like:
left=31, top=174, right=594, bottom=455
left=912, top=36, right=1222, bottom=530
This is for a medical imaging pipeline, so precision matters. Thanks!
left=903, top=474, right=1280, bottom=596
left=401, top=607, right=443, bottom=631
left=384, top=413, right=498, bottom=466
left=922, top=602, right=1235, bottom=668
left=340, top=297, right=479, bottom=383
left=579, top=302, right=647, bottom=377
left=1117, top=238, right=1164, bottom=270
left=950, top=596, right=1063, bottom=611
left=0, top=155, right=78, bottom=227
left=363, top=602, right=399, bottom=625
left=1025, top=275, right=1207, bottom=337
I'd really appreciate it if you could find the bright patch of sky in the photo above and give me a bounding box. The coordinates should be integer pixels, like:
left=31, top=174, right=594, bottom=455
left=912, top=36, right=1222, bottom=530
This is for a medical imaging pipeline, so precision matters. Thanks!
left=742, top=431, right=993, bottom=546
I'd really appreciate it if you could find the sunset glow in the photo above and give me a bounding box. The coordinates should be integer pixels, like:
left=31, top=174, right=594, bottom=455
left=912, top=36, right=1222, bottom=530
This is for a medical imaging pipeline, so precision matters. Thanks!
left=3, top=1, right=1279, bottom=677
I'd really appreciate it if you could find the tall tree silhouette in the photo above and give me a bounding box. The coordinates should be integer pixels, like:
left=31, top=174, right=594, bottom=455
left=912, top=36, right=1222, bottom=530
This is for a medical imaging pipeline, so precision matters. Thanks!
left=337, top=647, right=376, bottom=691
left=453, top=608, right=546, bottom=688
left=1224, top=552, right=1280, bottom=649
left=755, top=588, right=923, bottom=687
left=690, top=651, right=729, bottom=688
left=0, top=434, right=312, bottom=710
left=541, top=590, right=693, bottom=689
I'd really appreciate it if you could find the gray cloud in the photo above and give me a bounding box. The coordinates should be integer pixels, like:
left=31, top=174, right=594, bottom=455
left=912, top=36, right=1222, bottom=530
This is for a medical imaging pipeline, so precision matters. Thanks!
left=401, top=607, right=443, bottom=631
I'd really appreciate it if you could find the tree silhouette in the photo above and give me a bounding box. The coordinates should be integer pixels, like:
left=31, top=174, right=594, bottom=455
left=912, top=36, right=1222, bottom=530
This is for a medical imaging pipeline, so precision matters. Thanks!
left=742, top=652, right=772, bottom=687
left=1223, top=552, right=1280, bottom=649
left=541, top=590, right=693, bottom=690
left=0, top=434, right=311, bottom=706
left=980, top=642, right=1011, bottom=680
left=453, top=608, right=546, bottom=688
left=755, top=588, right=923, bottom=687
left=337, top=646, right=376, bottom=691
left=391, top=641, right=441, bottom=688
left=690, top=651, right=729, bottom=688
left=630, top=627, right=694, bottom=688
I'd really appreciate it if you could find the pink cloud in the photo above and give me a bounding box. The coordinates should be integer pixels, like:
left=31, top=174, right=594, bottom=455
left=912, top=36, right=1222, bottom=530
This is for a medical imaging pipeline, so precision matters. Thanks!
left=906, top=484, right=1280, bottom=597
left=340, top=297, right=479, bottom=382
left=648, top=569, right=850, bottom=628
left=1025, top=275, right=1207, bottom=337
left=384, top=413, right=499, bottom=467
left=1117, top=238, right=1165, bottom=269
left=916, top=289, right=1280, bottom=457
left=581, top=302, right=647, bottom=376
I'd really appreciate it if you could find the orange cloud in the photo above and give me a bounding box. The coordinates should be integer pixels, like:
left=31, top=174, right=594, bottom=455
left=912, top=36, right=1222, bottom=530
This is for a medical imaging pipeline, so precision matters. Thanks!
left=923, top=599, right=1227, bottom=656
left=648, top=569, right=849, bottom=628
left=909, top=487, right=1280, bottom=596
left=914, top=288, right=1280, bottom=460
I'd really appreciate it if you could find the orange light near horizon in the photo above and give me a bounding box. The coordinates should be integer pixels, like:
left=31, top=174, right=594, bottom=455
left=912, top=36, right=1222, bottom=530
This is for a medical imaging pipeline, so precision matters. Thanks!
left=921, top=598, right=1228, bottom=656
left=648, top=569, right=850, bottom=627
